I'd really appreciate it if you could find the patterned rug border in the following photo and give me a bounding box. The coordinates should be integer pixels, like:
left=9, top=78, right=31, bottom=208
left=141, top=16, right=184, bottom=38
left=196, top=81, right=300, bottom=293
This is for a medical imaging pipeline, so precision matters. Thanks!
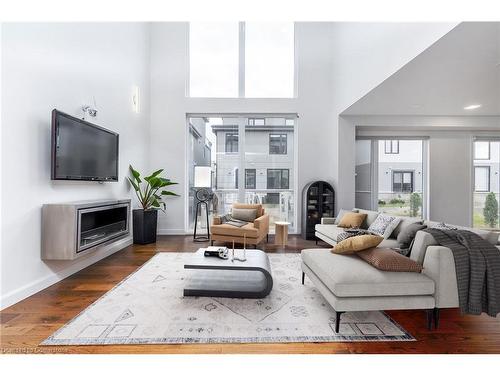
left=41, top=252, right=416, bottom=346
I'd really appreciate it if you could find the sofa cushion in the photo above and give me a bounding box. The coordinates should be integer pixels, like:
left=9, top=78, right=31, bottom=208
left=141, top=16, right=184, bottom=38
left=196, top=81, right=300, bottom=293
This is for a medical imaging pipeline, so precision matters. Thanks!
left=334, top=208, right=359, bottom=225
left=410, top=231, right=438, bottom=264
left=337, top=212, right=367, bottom=228
left=211, top=222, right=259, bottom=238
left=332, top=234, right=383, bottom=254
left=301, top=249, right=435, bottom=297
left=391, top=217, right=424, bottom=239
left=231, top=208, right=257, bottom=222
left=397, top=223, right=427, bottom=249
left=368, top=214, right=401, bottom=239
left=315, top=224, right=346, bottom=243
left=232, top=203, right=264, bottom=217
left=357, top=248, right=423, bottom=273
left=380, top=238, right=400, bottom=248
left=354, top=208, right=379, bottom=229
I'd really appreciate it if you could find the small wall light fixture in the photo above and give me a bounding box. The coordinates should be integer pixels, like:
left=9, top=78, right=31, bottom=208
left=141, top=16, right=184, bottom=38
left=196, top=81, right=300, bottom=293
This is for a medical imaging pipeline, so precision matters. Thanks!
left=132, top=86, right=140, bottom=113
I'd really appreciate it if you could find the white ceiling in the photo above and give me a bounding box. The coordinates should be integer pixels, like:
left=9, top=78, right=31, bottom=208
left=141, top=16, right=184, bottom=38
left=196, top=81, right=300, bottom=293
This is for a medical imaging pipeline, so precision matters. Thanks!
left=342, top=22, right=500, bottom=116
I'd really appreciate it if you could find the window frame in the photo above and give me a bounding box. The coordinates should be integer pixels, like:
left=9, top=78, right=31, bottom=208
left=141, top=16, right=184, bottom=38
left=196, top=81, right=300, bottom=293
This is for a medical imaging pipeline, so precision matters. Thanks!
left=269, top=133, right=288, bottom=155
left=245, top=169, right=256, bottom=189
left=225, top=133, right=239, bottom=153
left=188, top=22, right=296, bottom=98
left=384, top=140, right=400, bottom=154
left=248, top=118, right=265, bottom=126
left=474, top=165, right=491, bottom=192
left=392, top=170, right=414, bottom=193
left=267, top=168, right=290, bottom=189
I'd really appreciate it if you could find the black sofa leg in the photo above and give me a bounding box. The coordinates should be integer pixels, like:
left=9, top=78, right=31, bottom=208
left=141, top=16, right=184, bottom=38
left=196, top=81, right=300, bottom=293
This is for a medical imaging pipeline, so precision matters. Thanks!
left=335, top=311, right=344, bottom=333
left=301, top=272, right=305, bottom=285
left=210, top=240, right=214, bottom=246
left=433, top=308, right=440, bottom=329
left=315, top=239, right=318, bottom=245
left=426, top=309, right=433, bottom=330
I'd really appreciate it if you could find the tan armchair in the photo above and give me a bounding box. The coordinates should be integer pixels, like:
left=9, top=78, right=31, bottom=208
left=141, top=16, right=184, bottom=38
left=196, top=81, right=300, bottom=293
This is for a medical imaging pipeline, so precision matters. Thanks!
left=210, top=203, right=269, bottom=247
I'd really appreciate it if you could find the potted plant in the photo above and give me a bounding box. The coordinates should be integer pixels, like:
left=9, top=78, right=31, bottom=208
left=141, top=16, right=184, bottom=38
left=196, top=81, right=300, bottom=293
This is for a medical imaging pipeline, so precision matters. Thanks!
left=127, top=165, right=179, bottom=244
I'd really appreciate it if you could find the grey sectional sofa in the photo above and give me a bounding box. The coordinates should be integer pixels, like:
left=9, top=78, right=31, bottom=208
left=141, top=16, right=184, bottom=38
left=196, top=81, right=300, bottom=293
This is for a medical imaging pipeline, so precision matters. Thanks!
left=302, top=208, right=500, bottom=333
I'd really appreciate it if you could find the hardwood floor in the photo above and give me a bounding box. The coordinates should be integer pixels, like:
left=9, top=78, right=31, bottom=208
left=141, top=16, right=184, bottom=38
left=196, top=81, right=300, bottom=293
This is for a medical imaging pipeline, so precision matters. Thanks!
left=1, top=235, right=499, bottom=354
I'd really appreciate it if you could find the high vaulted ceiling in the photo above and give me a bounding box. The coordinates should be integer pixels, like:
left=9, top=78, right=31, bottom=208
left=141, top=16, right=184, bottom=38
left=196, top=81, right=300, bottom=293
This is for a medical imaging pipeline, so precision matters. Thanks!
left=342, top=22, right=500, bottom=116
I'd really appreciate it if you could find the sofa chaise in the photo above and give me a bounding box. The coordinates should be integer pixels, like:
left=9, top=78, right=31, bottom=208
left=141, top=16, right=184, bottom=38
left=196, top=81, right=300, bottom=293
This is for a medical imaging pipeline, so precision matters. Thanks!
left=302, top=208, right=500, bottom=333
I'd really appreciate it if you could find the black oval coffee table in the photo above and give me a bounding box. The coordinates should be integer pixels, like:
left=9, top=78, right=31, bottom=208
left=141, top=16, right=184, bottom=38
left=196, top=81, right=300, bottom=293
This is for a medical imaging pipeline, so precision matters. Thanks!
left=183, top=249, right=273, bottom=298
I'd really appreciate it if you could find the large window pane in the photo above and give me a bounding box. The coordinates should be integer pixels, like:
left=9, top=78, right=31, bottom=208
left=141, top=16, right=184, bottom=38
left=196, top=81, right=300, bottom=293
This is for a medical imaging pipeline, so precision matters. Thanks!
left=187, top=116, right=296, bottom=233
left=245, top=22, right=295, bottom=98
left=246, top=118, right=295, bottom=231
left=473, top=141, right=500, bottom=230
left=378, top=140, right=424, bottom=217
left=189, top=22, right=239, bottom=97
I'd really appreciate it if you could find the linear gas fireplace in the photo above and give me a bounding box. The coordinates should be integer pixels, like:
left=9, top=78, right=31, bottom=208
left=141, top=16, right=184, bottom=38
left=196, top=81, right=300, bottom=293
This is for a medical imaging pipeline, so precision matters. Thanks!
left=42, top=199, right=131, bottom=260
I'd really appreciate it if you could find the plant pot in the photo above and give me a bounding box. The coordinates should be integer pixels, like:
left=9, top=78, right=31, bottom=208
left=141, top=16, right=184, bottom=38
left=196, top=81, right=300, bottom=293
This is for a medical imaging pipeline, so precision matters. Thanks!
left=132, top=209, right=158, bottom=244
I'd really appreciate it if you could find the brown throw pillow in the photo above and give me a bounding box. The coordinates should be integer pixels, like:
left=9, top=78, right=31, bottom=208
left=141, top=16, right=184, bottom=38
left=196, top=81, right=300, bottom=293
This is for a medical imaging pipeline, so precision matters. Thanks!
left=337, top=212, right=367, bottom=228
left=331, top=234, right=383, bottom=254
left=357, top=248, right=423, bottom=272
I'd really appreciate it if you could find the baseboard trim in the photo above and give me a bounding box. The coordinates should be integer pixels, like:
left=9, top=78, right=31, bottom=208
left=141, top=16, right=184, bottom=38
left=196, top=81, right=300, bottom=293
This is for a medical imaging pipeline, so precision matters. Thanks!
left=157, top=229, right=188, bottom=235
left=0, top=237, right=132, bottom=310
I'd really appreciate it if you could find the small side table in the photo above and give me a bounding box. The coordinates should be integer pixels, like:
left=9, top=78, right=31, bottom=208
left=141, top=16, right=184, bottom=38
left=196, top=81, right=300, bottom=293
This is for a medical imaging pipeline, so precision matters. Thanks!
left=274, top=221, right=291, bottom=247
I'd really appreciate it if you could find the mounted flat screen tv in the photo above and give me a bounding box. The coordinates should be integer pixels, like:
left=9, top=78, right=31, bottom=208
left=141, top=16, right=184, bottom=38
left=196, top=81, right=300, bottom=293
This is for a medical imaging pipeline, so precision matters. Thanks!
left=51, top=109, right=119, bottom=181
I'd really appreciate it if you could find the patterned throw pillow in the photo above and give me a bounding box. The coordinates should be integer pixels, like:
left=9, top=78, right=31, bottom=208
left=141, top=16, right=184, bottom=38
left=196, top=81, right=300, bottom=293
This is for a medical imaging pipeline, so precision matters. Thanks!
left=432, top=222, right=458, bottom=230
left=336, top=229, right=372, bottom=243
left=368, top=214, right=402, bottom=239
left=356, top=248, right=423, bottom=273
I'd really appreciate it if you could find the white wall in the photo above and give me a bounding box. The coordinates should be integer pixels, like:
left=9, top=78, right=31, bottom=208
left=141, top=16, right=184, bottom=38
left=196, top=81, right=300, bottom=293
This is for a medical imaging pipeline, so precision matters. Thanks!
left=331, top=23, right=458, bottom=211
left=0, top=23, right=151, bottom=307
left=353, top=115, right=500, bottom=226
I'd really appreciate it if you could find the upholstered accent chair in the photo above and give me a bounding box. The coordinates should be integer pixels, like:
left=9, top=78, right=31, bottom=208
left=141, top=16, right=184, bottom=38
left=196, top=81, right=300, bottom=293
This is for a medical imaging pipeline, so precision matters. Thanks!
left=210, top=203, right=269, bottom=247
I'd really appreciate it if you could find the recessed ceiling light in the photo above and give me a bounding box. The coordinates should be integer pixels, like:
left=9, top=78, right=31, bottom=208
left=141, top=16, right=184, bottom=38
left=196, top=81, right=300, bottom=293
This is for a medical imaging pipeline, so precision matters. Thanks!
left=464, top=104, right=482, bottom=110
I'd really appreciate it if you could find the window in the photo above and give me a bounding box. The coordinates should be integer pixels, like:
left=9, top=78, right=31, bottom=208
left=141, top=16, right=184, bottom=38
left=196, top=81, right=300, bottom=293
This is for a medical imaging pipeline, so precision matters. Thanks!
left=475, top=141, right=490, bottom=160
left=269, top=134, right=287, bottom=154
left=475, top=166, right=490, bottom=192
left=225, top=133, right=239, bottom=153
left=245, top=22, right=295, bottom=98
left=384, top=140, right=399, bottom=154
left=355, top=139, right=426, bottom=218
left=187, top=115, right=296, bottom=233
left=245, top=169, right=256, bottom=189
left=189, top=22, right=295, bottom=98
left=392, top=171, right=414, bottom=193
left=267, top=169, right=289, bottom=189
left=189, top=22, right=239, bottom=97
left=248, top=118, right=265, bottom=126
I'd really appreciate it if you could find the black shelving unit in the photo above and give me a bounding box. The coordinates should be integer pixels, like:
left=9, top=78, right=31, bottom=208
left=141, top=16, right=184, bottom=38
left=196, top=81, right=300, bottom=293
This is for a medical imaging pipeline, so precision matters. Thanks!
left=301, top=181, right=335, bottom=240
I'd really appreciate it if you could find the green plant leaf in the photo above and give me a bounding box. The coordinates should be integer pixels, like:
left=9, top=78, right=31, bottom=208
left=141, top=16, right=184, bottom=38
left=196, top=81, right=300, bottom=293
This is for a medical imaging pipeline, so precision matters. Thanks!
left=129, top=165, right=142, bottom=183
left=161, top=190, right=180, bottom=196
left=127, top=177, right=139, bottom=192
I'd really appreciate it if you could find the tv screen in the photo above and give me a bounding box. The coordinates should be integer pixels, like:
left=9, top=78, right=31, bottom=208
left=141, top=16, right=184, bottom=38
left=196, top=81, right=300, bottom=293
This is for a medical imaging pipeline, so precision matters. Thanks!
left=51, top=110, right=119, bottom=181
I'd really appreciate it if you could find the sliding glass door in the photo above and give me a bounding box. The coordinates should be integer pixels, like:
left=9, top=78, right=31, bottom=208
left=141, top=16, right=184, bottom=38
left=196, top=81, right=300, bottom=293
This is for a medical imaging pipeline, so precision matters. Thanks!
left=187, top=115, right=296, bottom=233
left=473, top=140, right=500, bottom=230
left=355, top=138, right=426, bottom=218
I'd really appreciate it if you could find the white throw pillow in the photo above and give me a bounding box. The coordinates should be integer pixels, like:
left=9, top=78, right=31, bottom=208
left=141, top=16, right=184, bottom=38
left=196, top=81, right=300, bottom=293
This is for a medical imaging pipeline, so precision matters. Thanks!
left=368, top=214, right=402, bottom=239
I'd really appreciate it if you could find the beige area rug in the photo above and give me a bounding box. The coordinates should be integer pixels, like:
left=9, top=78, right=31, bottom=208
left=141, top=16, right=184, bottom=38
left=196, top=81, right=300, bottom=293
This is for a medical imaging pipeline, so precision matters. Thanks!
left=43, top=252, right=414, bottom=345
